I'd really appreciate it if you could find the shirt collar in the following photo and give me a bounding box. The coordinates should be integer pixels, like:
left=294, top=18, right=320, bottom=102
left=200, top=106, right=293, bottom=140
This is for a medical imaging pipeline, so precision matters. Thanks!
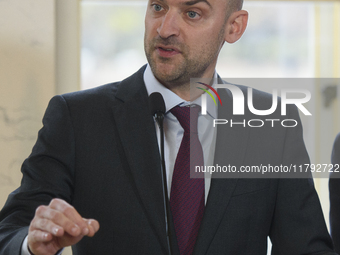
left=143, top=64, right=218, bottom=119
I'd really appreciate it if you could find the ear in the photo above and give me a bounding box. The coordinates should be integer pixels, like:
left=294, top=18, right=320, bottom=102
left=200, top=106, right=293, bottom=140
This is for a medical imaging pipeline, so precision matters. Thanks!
left=224, top=10, right=248, bottom=44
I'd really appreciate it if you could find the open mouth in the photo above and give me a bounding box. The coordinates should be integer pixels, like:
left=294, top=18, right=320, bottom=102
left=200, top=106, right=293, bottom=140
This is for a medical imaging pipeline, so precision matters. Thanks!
left=159, top=47, right=175, bottom=51
left=156, top=46, right=180, bottom=57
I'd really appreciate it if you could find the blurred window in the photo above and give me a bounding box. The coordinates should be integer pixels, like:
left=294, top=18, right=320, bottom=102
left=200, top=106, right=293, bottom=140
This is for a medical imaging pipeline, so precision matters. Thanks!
left=81, top=1, right=339, bottom=89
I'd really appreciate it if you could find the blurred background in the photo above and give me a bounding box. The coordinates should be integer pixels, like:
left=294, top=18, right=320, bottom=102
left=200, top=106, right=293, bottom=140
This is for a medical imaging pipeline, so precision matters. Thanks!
left=0, top=0, right=340, bottom=254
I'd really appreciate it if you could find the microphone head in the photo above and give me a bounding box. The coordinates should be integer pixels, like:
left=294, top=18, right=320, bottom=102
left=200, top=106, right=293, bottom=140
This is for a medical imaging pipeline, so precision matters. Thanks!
left=149, top=92, right=165, bottom=117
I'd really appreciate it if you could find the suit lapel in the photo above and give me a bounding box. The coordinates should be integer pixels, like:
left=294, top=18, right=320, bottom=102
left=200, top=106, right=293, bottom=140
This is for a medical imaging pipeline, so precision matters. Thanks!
left=111, top=69, right=250, bottom=254
left=111, top=66, right=170, bottom=253
left=194, top=88, right=250, bottom=255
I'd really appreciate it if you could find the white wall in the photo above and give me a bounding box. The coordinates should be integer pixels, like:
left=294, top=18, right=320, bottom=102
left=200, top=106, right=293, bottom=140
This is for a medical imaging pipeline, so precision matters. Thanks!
left=0, top=0, right=56, bottom=207
left=0, top=0, right=79, bottom=253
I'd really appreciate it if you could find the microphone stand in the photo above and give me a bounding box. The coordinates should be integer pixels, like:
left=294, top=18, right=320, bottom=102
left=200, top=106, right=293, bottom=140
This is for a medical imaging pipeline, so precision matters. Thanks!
left=154, top=112, right=172, bottom=255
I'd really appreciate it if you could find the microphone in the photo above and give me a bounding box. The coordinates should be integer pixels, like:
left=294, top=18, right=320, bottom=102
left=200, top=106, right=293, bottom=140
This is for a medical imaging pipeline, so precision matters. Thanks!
left=149, top=92, right=166, bottom=126
left=148, top=92, right=172, bottom=255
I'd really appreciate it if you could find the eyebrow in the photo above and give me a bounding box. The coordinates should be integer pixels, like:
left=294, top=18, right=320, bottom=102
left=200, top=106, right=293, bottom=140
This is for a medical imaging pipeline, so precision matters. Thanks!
left=183, top=0, right=212, bottom=8
left=156, top=0, right=212, bottom=9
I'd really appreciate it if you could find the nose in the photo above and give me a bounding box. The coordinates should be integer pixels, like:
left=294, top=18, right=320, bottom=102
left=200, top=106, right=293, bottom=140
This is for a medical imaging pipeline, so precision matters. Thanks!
left=157, top=10, right=180, bottom=39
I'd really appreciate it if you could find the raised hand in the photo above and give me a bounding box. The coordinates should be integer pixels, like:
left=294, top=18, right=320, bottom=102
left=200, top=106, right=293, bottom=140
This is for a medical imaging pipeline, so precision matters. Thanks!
left=27, top=198, right=100, bottom=255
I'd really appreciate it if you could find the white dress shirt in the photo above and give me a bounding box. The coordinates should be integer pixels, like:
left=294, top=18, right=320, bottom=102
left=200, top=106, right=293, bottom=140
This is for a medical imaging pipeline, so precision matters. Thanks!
left=143, top=64, right=218, bottom=203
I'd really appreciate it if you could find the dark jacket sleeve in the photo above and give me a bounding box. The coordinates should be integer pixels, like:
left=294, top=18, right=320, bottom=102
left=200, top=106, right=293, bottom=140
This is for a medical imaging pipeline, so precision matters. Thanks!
left=329, top=133, right=340, bottom=254
left=270, top=105, right=336, bottom=255
left=0, top=95, right=75, bottom=254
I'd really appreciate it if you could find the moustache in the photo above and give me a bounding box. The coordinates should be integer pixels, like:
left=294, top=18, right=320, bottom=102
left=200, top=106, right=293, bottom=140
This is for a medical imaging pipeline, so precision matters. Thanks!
left=151, top=36, right=182, bottom=48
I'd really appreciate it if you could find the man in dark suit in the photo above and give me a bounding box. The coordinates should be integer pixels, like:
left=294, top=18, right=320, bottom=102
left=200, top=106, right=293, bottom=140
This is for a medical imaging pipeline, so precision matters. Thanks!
left=329, top=133, right=340, bottom=254
left=0, top=0, right=336, bottom=254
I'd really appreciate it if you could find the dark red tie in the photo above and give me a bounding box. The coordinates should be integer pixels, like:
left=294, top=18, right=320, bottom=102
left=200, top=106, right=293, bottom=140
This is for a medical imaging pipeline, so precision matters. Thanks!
left=170, top=105, right=205, bottom=255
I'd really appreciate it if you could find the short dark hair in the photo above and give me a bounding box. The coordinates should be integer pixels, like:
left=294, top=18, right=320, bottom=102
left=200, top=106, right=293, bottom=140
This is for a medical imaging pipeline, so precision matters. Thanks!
left=224, top=0, right=243, bottom=22
left=228, top=0, right=244, bottom=11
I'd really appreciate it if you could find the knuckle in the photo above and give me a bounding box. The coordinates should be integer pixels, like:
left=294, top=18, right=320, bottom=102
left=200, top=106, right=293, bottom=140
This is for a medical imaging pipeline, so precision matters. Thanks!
left=30, top=218, right=37, bottom=227
left=39, top=219, right=48, bottom=229
left=63, top=206, right=74, bottom=215
left=31, top=230, right=39, bottom=239
left=65, top=220, right=76, bottom=231
left=35, top=205, right=46, bottom=216
left=28, top=229, right=46, bottom=243
left=49, top=198, right=61, bottom=206
left=50, top=198, right=74, bottom=213
left=28, top=230, right=34, bottom=238
left=49, top=210, right=62, bottom=222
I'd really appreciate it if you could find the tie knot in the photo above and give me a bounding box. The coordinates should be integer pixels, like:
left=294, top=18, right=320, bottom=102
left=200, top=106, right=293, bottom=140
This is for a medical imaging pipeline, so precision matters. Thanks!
left=170, top=105, right=200, bottom=133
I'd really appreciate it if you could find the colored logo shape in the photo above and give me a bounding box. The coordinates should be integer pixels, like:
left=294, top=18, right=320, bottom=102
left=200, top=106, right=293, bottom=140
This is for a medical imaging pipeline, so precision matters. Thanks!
left=196, top=82, right=222, bottom=106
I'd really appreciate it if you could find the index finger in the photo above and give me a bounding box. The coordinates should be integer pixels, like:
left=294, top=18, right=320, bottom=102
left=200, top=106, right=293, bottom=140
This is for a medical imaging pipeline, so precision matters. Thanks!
left=49, top=198, right=89, bottom=235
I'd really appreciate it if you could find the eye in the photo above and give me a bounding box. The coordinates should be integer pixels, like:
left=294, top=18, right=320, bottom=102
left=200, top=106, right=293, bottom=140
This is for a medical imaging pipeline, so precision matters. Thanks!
left=187, top=11, right=199, bottom=19
left=152, top=4, right=163, bottom=12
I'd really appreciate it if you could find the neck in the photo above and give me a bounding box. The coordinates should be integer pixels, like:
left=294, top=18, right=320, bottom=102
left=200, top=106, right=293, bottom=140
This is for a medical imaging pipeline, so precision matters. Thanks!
left=158, top=68, right=216, bottom=102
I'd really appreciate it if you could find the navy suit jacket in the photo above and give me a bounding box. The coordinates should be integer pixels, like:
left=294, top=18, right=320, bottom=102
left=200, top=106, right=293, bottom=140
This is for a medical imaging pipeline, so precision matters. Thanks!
left=0, top=65, right=336, bottom=254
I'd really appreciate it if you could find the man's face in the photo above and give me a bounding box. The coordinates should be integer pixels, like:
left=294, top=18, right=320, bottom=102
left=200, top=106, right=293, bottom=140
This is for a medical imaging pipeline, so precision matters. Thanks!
left=144, top=0, right=229, bottom=87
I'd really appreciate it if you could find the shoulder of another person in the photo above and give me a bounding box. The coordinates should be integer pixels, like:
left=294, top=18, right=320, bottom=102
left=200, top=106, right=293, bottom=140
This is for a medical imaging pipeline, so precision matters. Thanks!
left=59, top=65, right=147, bottom=106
